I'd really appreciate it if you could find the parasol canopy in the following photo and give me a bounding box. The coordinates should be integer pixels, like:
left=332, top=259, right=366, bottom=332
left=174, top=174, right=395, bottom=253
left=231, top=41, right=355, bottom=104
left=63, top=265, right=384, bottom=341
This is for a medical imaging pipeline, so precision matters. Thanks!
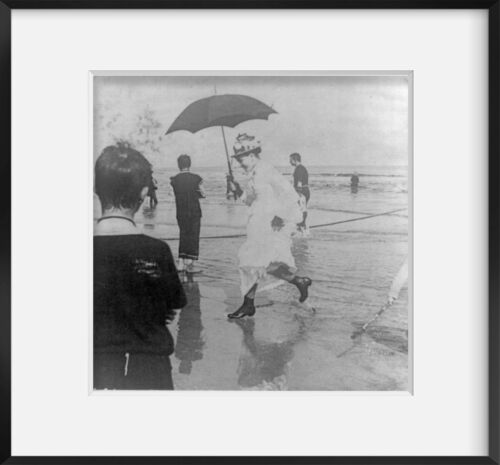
left=165, top=94, right=277, bottom=135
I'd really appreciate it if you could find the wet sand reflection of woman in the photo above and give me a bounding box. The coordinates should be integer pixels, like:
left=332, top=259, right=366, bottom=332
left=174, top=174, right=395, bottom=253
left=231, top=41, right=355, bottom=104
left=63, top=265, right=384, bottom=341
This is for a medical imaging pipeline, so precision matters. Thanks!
left=174, top=276, right=204, bottom=374
left=232, top=315, right=307, bottom=389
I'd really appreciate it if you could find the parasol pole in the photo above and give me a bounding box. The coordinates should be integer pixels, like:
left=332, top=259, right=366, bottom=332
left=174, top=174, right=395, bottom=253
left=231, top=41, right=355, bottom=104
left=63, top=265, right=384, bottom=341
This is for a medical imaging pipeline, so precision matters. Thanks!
left=220, top=125, right=233, bottom=178
left=213, top=83, right=232, bottom=177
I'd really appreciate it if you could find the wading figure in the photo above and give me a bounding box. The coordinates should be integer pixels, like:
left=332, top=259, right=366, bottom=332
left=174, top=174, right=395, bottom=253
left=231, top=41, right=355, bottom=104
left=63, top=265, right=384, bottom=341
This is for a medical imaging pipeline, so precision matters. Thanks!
left=170, top=154, right=205, bottom=273
left=148, top=176, right=159, bottom=209
left=227, top=134, right=312, bottom=319
left=289, top=152, right=310, bottom=233
left=350, top=172, right=359, bottom=194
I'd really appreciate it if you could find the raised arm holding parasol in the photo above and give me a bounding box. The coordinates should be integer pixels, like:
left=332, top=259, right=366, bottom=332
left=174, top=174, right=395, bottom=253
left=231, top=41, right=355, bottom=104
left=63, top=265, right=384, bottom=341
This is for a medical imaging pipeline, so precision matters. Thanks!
left=165, top=94, right=277, bottom=196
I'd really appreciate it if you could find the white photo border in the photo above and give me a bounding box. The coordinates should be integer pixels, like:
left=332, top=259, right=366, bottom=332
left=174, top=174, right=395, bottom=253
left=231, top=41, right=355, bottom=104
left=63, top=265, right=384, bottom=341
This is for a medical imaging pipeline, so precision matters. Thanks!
left=10, top=8, right=489, bottom=458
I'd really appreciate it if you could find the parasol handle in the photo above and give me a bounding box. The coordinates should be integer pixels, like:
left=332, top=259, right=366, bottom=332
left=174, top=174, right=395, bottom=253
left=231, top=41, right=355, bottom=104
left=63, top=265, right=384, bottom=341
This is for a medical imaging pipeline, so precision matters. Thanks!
left=220, top=126, right=233, bottom=178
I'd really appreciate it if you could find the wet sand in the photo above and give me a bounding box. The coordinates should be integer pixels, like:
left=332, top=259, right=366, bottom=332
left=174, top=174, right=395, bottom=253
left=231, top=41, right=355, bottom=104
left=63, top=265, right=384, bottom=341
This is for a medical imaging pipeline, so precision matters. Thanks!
left=168, top=223, right=408, bottom=391
left=94, top=166, right=409, bottom=390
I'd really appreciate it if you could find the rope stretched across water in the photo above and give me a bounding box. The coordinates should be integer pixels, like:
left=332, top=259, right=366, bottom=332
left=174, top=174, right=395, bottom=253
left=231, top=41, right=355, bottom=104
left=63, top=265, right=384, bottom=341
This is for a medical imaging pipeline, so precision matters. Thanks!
left=158, top=207, right=407, bottom=241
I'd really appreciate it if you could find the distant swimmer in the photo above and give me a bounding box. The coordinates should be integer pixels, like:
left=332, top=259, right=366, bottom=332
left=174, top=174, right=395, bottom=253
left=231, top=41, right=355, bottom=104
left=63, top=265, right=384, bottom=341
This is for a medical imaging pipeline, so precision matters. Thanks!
left=170, top=154, right=205, bottom=274
left=289, top=152, right=310, bottom=234
left=350, top=172, right=359, bottom=194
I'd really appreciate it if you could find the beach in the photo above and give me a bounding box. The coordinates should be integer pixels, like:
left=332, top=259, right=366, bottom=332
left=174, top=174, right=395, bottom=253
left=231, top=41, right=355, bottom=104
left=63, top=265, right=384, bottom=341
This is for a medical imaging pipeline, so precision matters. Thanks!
left=94, top=165, right=409, bottom=390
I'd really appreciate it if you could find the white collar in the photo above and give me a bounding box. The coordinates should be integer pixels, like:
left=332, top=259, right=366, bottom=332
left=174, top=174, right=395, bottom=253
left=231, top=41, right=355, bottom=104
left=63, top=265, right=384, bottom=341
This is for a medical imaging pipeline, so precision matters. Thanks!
left=94, top=216, right=140, bottom=236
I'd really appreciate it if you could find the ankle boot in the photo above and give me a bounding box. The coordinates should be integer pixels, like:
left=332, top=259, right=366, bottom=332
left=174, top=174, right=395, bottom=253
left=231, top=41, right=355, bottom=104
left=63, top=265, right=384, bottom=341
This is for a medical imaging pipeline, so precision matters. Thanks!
left=291, top=276, right=312, bottom=303
left=228, top=296, right=256, bottom=319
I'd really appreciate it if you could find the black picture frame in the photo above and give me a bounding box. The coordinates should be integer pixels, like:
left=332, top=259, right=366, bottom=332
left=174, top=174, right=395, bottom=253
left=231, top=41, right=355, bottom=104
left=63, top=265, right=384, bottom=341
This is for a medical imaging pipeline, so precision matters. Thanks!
left=0, top=2, right=497, bottom=464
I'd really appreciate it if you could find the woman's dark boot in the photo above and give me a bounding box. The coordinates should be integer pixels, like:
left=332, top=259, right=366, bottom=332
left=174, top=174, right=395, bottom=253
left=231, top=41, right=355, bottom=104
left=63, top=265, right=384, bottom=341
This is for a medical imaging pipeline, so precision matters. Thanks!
left=291, top=276, right=312, bottom=303
left=228, top=296, right=256, bottom=319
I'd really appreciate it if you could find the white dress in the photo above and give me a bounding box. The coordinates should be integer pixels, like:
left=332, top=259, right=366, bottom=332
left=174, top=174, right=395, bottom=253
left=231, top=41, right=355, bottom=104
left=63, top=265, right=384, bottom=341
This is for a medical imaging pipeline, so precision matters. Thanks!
left=237, top=159, right=303, bottom=296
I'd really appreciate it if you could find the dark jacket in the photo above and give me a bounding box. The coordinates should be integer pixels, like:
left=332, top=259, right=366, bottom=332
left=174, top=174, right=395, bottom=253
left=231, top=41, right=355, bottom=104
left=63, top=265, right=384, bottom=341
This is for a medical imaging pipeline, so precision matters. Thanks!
left=170, top=172, right=203, bottom=220
left=94, top=234, right=186, bottom=355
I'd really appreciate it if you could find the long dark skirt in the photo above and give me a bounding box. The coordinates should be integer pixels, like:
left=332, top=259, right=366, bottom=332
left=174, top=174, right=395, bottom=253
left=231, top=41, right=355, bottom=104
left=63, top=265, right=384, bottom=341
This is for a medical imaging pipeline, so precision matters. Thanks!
left=178, top=216, right=201, bottom=260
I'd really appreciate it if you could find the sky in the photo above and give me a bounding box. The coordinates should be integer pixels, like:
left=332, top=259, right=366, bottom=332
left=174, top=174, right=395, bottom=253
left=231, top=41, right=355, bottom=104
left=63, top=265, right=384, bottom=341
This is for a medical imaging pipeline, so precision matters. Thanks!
left=93, top=74, right=409, bottom=168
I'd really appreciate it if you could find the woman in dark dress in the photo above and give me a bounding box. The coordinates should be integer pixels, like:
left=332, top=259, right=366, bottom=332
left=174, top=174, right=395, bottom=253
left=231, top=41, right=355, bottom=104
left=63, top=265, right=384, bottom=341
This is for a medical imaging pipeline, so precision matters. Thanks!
left=170, top=154, right=205, bottom=273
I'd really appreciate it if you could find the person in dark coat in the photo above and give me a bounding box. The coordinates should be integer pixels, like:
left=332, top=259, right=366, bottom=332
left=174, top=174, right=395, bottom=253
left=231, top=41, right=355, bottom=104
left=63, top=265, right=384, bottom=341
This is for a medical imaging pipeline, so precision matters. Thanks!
left=94, top=142, right=186, bottom=390
left=170, top=154, right=205, bottom=273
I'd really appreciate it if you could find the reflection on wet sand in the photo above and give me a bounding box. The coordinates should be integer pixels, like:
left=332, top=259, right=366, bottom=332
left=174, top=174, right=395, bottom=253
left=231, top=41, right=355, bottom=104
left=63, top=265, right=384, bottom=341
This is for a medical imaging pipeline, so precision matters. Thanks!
left=174, top=276, right=204, bottom=374
left=170, top=269, right=408, bottom=390
left=365, top=325, right=408, bottom=354
left=292, top=237, right=309, bottom=271
left=338, top=323, right=408, bottom=359
left=164, top=207, right=408, bottom=390
left=231, top=315, right=307, bottom=390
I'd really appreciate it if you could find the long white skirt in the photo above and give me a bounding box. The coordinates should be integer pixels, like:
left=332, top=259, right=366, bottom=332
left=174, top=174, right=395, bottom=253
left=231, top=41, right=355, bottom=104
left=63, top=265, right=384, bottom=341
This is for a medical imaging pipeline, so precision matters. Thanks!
left=238, top=203, right=297, bottom=296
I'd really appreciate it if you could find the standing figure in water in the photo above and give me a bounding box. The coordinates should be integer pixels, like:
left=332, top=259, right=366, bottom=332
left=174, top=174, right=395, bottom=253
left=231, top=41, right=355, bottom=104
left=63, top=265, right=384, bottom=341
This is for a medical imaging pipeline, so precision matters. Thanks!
left=148, top=176, right=159, bottom=209
left=227, top=134, right=312, bottom=319
left=170, top=154, right=205, bottom=273
left=289, top=152, right=310, bottom=233
left=350, top=172, right=360, bottom=194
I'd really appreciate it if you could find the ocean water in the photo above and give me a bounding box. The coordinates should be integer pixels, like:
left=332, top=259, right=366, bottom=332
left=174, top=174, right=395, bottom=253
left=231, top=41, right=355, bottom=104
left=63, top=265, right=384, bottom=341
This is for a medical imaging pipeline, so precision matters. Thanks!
left=94, top=165, right=408, bottom=237
left=94, top=165, right=409, bottom=390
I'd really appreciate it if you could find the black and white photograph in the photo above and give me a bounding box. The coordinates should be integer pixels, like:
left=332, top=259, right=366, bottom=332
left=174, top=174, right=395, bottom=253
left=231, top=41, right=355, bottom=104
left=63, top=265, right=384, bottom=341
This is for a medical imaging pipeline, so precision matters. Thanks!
left=92, top=73, right=410, bottom=391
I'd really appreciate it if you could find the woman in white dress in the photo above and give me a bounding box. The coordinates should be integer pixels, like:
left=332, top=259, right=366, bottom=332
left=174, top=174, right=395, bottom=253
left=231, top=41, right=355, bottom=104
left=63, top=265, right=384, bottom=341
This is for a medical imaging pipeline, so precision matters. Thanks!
left=227, top=134, right=312, bottom=319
